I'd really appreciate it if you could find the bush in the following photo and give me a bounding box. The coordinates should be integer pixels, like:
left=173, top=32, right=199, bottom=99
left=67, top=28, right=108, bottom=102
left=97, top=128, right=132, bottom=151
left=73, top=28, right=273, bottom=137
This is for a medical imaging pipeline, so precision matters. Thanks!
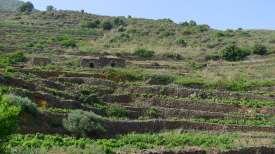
left=104, top=105, right=128, bottom=118
left=176, top=38, right=187, bottom=47
left=0, top=52, right=26, bottom=67
left=0, top=96, right=21, bottom=139
left=53, top=35, right=77, bottom=48
left=145, top=107, right=160, bottom=118
left=113, top=17, right=126, bottom=27
left=80, top=20, right=101, bottom=29
left=175, top=76, right=205, bottom=88
left=18, top=1, right=34, bottom=13
left=2, top=94, right=38, bottom=115
left=148, top=74, right=175, bottom=85
left=134, top=48, right=155, bottom=59
left=220, top=44, right=250, bottom=61
left=103, top=68, right=145, bottom=82
left=102, top=20, right=113, bottom=30
left=252, top=44, right=268, bottom=55
left=63, top=110, right=105, bottom=137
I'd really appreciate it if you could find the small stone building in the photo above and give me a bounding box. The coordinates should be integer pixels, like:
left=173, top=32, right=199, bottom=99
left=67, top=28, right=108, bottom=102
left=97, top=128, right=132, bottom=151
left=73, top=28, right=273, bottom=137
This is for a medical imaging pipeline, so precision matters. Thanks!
left=80, top=56, right=126, bottom=68
left=30, top=57, right=51, bottom=66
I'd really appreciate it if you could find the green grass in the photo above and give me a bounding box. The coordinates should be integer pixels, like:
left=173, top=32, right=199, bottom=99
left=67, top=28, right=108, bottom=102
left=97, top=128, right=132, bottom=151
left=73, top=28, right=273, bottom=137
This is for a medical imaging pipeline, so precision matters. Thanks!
left=4, top=132, right=239, bottom=153
left=192, top=115, right=275, bottom=127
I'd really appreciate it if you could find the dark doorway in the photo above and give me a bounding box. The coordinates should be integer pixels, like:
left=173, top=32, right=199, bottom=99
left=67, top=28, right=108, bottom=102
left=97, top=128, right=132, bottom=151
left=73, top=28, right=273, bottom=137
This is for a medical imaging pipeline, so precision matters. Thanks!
left=89, top=63, right=95, bottom=68
left=111, top=63, right=116, bottom=67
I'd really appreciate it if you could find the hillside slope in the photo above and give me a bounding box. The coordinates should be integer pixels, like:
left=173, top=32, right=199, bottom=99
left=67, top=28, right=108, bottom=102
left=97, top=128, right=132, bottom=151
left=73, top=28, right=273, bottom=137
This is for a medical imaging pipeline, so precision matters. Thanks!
left=1, top=10, right=275, bottom=154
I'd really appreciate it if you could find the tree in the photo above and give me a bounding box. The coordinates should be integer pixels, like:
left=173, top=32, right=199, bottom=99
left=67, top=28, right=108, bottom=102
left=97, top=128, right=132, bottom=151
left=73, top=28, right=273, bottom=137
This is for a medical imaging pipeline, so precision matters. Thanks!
left=221, top=43, right=250, bottom=61
left=46, top=5, right=55, bottom=12
left=18, top=1, right=34, bottom=13
left=102, top=20, right=113, bottom=30
left=189, top=20, right=197, bottom=26
left=252, top=44, right=268, bottom=55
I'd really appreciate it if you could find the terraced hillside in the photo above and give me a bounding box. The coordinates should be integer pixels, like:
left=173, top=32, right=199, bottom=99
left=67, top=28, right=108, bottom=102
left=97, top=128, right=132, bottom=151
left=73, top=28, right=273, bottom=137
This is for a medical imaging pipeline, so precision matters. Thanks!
left=1, top=10, right=275, bottom=154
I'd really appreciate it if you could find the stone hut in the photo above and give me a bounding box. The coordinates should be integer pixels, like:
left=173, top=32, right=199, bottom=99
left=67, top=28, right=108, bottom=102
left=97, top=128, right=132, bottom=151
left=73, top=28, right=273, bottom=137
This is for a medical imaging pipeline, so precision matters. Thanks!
left=80, top=56, right=126, bottom=68
left=30, top=57, right=51, bottom=66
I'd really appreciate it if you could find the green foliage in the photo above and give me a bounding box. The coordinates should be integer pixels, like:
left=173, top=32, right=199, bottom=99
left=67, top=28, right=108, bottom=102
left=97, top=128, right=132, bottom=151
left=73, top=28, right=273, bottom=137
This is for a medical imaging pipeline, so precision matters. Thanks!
left=210, top=97, right=275, bottom=108
left=98, top=132, right=237, bottom=151
left=175, top=76, right=205, bottom=88
left=9, top=145, right=105, bottom=154
left=113, top=17, right=127, bottom=27
left=4, top=134, right=104, bottom=154
left=0, top=99, right=21, bottom=139
left=5, top=132, right=238, bottom=153
left=176, top=38, right=187, bottom=47
left=17, top=1, right=34, bottom=13
left=52, top=35, right=77, bottom=48
left=103, top=105, right=128, bottom=118
left=80, top=19, right=101, bottom=29
left=148, top=74, right=175, bottom=85
left=102, top=20, right=113, bottom=30
left=195, top=115, right=275, bottom=127
left=2, top=94, right=38, bottom=115
left=103, top=68, right=145, bottom=82
left=220, top=44, right=250, bottom=61
left=180, top=20, right=197, bottom=27
left=133, top=48, right=155, bottom=59
left=63, top=110, right=106, bottom=137
left=144, top=107, right=160, bottom=118
left=0, top=52, right=26, bottom=67
left=219, top=77, right=275, bottom=91
left=252, top=43, right=268, bottom=55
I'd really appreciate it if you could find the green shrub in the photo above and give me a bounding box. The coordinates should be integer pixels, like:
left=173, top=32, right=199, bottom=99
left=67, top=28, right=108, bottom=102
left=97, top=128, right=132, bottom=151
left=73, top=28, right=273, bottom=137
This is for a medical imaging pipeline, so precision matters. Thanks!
left=80, top=20, right=101, bottom=29
left=113, top=17, right=126, bottom=27
left=103, top=68, right=145, bottom=82
left=223, top=78, right=274, bottom=91
left=53, top=35, right=77, bottom=48
left=18, top=1, right=34, bottom=13
left=176, top=38, right=187, bottom=47
left=2, top=94, right=38, bottom=115
left=102, top=20, right=113, bottom=30
left=134, top=48, right=155, bottom=59
left=175, top=77, right=205, bottom=88
left=252, top=44, right=268, bottom=55
left=148, top=74, right=175, bottom=85
left=145, top=107, right=160, bottom=118
left=63, top=110, right=106, bottom=137
left=0, top=52, right=26, bottom=67
left=0, top=96, right=21, bottom=139
left=105, top=105, right=128, bottom=118
left=220, top=44, right=250, bottom=61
